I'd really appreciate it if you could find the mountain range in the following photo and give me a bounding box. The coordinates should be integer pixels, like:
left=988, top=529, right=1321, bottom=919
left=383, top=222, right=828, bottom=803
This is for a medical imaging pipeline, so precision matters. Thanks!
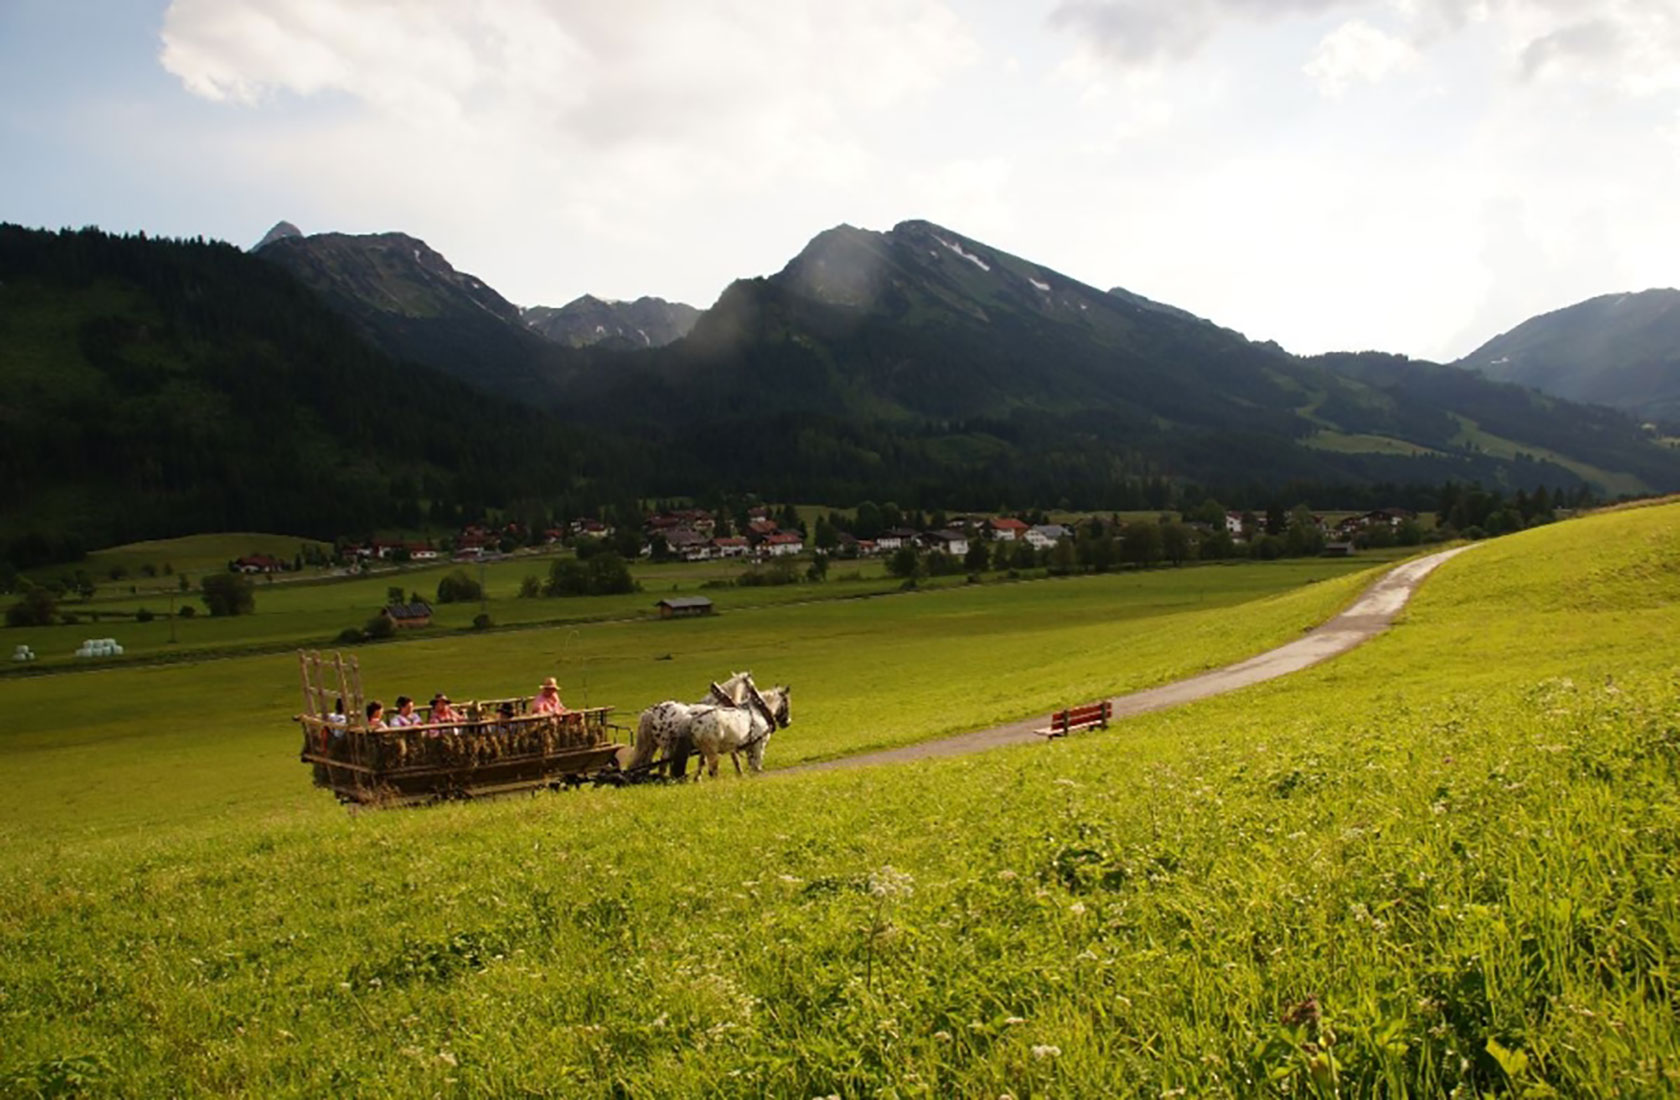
left=522, top=295, right=699, bottom=350
left=3, top=216, right=1677, bottom=558
left=1456, top=289, right=1680, bottom=423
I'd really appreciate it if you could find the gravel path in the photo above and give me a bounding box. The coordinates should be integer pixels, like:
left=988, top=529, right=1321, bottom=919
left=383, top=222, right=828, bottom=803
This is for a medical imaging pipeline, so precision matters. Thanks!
left=788, top=545, right=1474, bottom=773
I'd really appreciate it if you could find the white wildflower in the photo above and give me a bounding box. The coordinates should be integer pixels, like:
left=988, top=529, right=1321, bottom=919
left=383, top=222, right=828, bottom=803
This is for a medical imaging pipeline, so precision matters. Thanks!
left=1069, top=902, right=1087, bottom=916
left=1031, top=1044, right=1061, bottom=1059
left=868, top=866, right=916, bottom=900
left=436, top=1051, right=457, bottom=1066
left=997, top=869, right=1017, bottom=881
left=933, top=1030, right=952, bottom=1041
left=1004, top=1016, right=1027, bottom=1026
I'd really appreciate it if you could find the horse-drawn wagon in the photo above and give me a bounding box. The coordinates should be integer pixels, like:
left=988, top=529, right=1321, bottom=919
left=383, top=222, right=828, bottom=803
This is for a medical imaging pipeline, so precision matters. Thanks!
left=294, top=650, right=624, bottom=806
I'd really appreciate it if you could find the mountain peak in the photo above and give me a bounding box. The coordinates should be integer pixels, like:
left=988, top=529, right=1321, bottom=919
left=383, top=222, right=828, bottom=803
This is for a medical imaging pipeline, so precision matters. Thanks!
left=252, top=220, right=302, bottom=251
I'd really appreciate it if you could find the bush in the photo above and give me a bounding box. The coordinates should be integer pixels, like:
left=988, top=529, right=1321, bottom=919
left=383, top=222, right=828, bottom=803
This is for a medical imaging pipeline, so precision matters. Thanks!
left=518, top=575, right=541, bottom=599
left=337, top=627, right=367, bottom=644
left=472, top=613, right=493, bottom=630
left=177, top=604, right=196, bottom=619
left=363, top=615, right=395, bottom=640
left=5, top=588, right=56, bottom=628
left=545, top=553, right=636, bottom=597
left=135, top=608, right=155, bottom=623
left=436, top=569, right=483, bottom=604
left=59, top=612, right=80, bottom=625
left=201, top=573, right=255, bottom=617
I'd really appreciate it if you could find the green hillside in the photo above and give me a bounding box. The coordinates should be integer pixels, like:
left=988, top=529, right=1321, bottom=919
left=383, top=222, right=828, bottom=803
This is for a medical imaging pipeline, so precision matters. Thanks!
left=3, top=503, right=1677, bottom=1095
left=1457, top=288, right=1680, bottom=422
left=0, top=225, right=634, bottom=560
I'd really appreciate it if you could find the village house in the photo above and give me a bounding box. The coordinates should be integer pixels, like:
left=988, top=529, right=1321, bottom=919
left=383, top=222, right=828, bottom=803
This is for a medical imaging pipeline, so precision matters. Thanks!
left=921, top=530, right=970, bottom=557
left=875, top=527, right=918, bottom=552
left=762, top=532, right=805, bottom=557
left=380, top=600, right=433, bottom=629
left=711, top=536, right=750, bottom=558
left=569, top=518, right=613, bottom=539
left=662, top=529, right=712, bottom=561
left=1025, top=524, right=1069, bottom=550
left=233, top=554, right=287, bottom=574
left=746, top=517, right=780, bottom=539
left=1224, top=511, right=1248, bottom=538
left=988, top=517, right=1030, bottom=542
left=405, top=542, right=441, bottom=562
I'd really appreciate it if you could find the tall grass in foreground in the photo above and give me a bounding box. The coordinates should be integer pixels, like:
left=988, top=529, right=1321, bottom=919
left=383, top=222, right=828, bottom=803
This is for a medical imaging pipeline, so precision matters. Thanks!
left=2, top=505, right=1677, bottom=1096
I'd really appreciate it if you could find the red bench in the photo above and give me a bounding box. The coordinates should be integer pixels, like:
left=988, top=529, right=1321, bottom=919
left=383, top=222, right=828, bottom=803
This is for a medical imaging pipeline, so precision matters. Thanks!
left=1035, top=700, right=1113, bottom=739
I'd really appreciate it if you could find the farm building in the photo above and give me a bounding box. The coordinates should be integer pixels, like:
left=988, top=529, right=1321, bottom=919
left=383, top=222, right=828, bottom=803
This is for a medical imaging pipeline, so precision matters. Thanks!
left=1026, top=524, right=1070, bottom=549
left=988, top=517, right=1030, bottom=541
left=381, top=601, right=433, bottom=629
left=762, top=533, right=805, bottom=557
left=233, top=554, right=287, bottom=574
left=656, top=596, right=714, bottom=619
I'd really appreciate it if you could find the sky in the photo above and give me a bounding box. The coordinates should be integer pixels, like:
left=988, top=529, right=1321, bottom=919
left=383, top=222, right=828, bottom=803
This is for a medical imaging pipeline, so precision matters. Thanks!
left=2, top=0, right=1677, bottom=361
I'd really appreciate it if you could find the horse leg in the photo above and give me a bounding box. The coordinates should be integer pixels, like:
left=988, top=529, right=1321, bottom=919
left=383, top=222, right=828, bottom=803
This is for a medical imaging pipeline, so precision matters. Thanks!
left=731, top=751, right=743, bottom=776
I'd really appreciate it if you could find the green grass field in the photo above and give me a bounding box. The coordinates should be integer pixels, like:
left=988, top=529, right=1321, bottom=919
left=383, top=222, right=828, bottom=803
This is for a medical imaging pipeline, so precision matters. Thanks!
left=3, top=505, right=1677, bottom=1096
left=0, top=556, right=1379, bottom=844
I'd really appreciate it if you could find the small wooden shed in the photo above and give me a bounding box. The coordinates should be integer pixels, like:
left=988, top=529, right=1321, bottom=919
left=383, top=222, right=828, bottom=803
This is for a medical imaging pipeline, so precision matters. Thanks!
left=381, top=600, right=434, bottom=628
left=656, top=596, right=714, bottom=619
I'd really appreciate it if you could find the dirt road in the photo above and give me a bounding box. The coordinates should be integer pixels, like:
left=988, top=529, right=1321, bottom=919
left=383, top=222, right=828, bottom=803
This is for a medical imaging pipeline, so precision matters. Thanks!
left=790, top=545, right=1474, bottom=773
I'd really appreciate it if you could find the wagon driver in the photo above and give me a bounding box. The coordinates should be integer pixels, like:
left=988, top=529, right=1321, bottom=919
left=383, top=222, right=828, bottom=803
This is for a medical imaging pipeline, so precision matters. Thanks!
left=532, top=676, right=567, bottom=716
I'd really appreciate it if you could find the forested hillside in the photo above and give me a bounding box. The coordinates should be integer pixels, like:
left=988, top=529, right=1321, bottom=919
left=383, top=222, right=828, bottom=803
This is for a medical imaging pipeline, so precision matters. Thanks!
left=0, top=226, right=634, bottom=563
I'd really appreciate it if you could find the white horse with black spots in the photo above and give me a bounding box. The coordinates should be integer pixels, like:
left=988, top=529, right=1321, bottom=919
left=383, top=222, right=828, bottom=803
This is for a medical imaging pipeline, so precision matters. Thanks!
left=627, top=671, right=754, bottom=778
left=690, top=681, right=792, bottom=779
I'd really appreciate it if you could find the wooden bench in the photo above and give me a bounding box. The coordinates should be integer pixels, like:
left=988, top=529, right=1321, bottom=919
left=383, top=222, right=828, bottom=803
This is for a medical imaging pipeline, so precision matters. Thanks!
left=1035, top=700, right=1113, bottom=739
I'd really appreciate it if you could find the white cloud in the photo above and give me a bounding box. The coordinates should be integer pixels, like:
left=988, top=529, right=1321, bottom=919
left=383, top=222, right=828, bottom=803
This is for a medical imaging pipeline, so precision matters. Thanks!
left=1304, top=20, right=1420, bottom=97
left=159, top=1, right=980, bottom=186
left=1049, top=0, right=1680, bottom=97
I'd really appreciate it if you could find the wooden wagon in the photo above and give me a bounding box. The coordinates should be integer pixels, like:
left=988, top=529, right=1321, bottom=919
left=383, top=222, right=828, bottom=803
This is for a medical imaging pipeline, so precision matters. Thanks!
left=295, top=650, right=624, bottom=806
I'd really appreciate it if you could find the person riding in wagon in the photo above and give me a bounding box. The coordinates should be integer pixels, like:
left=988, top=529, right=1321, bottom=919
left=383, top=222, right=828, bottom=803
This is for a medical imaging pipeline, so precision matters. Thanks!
left=531, top=676, right=567, bottom=716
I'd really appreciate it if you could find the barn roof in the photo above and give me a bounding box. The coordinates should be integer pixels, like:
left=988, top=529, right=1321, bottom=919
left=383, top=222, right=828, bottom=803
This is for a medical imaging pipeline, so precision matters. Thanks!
left=383, top=601, right=433, bottom=620
left=656, top=597, right=714, bottom=610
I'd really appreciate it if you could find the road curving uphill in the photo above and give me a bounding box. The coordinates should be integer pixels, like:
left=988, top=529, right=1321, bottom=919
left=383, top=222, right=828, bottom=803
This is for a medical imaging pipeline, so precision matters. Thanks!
left=793, top=545, right=1476, bottom=772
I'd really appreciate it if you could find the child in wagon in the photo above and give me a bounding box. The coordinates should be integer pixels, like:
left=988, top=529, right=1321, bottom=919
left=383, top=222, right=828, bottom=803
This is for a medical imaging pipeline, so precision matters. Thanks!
left=531, top=676, right=567, bottom=716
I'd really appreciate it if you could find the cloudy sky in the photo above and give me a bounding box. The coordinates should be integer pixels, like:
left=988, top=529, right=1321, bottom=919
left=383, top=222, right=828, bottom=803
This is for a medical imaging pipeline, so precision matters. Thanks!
left=2, top=0, right=1677, bottom=360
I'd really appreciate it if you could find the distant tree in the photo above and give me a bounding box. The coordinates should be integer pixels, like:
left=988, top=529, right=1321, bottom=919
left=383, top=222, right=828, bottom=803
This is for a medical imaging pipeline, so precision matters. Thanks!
left=546, top=559, right=589, bottom=597
left=887, top=546, right=921, bottom=579
left=1200, top=529, right=1236, bottom=560
left=363, top=614, right=395, bottom=640
left=435, top=569, right=483, bottom=604
left=5, top=588, right=56, bottom=628
left=518, top=574, right=541, bottom=599
left=965, top=540, right=990, bottom=573
left=177, top=604, right=196, bottom=619
left=1161, top=523, right=1197, bottom=566
left=1284, top=505, right=1325, bottom=557
left=1396, top=518, right=1424, bottom=546
left=201, top=573, right=255, bottom=617
left=136, top=608, right=155, bottom=623
left=1192, top=499, right=1227, bottom=527
left=925, top=550, right=959, bottom=577
left=586, top=553, right=636, bottom=595
left=179, top=573, right=191, bottom=592
left=1122, top=523, right=1163, bottom=567
left=806, top=553, right=829, bottom=582
left=386, top=585, right=405, bottom=604
left=854, top=501, right=884, bottom=539
left=814, top=517, right=840, bottom=552
left=1012, top=541, right=1039, bottom=570
left=1049, top=538, right=1078, bottom=575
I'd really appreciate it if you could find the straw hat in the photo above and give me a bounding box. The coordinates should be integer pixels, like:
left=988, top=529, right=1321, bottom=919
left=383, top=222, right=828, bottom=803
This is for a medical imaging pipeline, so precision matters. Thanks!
left=539, top=676, right=560, bottom=691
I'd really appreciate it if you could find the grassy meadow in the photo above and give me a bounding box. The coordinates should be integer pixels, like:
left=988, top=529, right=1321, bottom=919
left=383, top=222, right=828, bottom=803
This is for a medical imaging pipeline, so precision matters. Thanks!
left=2, top=556, right=1376, bottom=843
left=3, top=503, right=1679, bottom=1096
